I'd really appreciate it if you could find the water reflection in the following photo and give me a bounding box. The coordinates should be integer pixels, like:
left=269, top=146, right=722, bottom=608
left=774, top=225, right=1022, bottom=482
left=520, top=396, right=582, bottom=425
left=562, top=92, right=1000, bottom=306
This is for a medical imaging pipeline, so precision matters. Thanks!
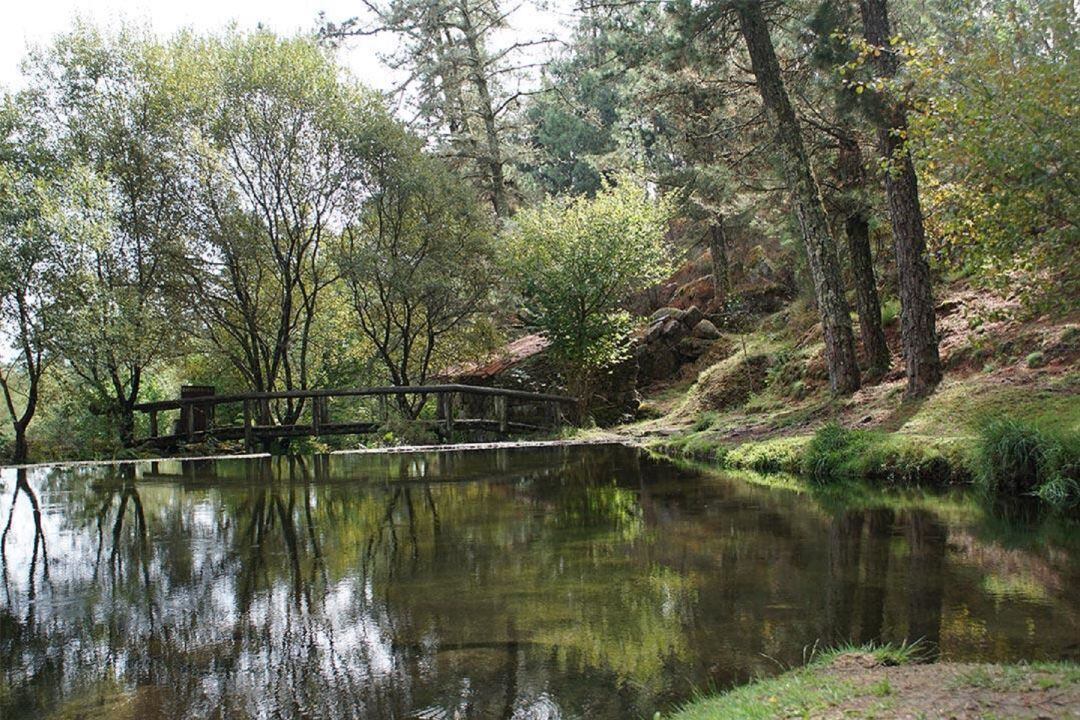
left=1, top=445, right=1077, bottom=719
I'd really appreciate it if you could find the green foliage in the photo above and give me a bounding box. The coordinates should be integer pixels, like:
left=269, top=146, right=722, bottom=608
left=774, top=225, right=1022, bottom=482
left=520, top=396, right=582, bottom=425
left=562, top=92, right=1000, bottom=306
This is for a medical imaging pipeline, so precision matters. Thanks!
left=1026, top=351, right=1046, bottom=369
left=508, top=178, right=673, bottom=392
left=973, top=418, right=1079, bottom=513
left=908, top=1, right=1079, bottom=312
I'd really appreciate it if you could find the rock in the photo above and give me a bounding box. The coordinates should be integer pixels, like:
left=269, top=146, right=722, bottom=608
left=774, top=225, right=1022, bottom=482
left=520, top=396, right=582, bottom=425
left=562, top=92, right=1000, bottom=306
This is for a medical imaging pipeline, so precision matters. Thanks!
left=681, top=305, right=704, bottom=329
left=635, top=343, right=680, bottom=383
left=692, top=319, right=722, bottom=339
left=649, top=306, right=686, bottom=324
left=644, top=320, right=666, bottom=344
left=676, top=337, right=714, bottom=360
left=659, top=318, right=688, bottom=342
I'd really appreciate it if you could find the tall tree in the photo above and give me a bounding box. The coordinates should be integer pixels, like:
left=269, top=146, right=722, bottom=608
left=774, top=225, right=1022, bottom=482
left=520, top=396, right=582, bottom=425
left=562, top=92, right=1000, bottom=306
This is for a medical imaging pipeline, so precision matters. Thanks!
left=23, top=25, right=191, bottom=445
left=859, top=0, right=941, bottom=397
left=734, top=0, right=860, bottom=394
left=323, top=0, right=550, bottom=217
left=338, top=145, right=496, bottom=416
left=0, top=100, right=105, bottom=462
left=836, top=131, right=890, bottom=377
left=183, top=31, right=379, bottom=423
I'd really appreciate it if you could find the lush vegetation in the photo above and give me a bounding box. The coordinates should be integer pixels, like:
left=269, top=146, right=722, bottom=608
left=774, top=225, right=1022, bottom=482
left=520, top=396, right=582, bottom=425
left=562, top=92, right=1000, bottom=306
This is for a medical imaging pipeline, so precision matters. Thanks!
left=1, top=0, right=1077, bottom=468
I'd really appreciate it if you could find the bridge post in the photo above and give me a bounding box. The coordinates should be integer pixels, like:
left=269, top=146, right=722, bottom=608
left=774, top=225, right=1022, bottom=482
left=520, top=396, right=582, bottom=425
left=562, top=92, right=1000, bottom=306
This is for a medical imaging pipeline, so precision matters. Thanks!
left=186, top=401, right=195, bottom=442
left=243, top=399, right=254, bottom=452
left=495, top=395, right=508, bottom=433
left=378, top=394, right=388, bottom=423
left=149, top=410, right=158, bottom=439
left=440, top=392, right=455, bottom=434
left=311, top=396, right=321, bottom=435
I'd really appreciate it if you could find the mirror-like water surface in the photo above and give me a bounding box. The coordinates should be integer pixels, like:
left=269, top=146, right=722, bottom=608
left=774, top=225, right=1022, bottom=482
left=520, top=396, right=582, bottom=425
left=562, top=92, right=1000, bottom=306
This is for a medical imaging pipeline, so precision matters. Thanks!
left=2, top=444, right=1078, bottom=719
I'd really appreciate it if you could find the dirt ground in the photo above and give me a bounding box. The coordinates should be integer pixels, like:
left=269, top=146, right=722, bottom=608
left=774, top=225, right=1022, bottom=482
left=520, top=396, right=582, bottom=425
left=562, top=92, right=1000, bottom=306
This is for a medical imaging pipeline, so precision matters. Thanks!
left=818, top=653, right=1080, bottom=719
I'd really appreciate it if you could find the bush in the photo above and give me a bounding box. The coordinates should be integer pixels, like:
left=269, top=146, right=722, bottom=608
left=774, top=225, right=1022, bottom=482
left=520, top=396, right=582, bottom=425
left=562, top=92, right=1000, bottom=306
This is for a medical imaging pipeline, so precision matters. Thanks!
left=973, top=418, right=1080, bottom=513
left=1025, top=351, right=1046, bottom=368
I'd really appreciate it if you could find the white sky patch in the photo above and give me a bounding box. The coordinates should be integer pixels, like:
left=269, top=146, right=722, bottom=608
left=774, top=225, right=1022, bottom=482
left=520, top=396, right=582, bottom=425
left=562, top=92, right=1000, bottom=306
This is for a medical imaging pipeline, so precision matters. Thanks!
left=0, top=0, right=573, bottom=95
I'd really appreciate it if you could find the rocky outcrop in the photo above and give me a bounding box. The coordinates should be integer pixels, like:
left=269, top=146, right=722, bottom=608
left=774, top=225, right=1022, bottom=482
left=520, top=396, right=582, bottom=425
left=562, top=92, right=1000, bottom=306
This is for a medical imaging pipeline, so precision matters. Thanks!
left=636, top=304, right=722, bottom=385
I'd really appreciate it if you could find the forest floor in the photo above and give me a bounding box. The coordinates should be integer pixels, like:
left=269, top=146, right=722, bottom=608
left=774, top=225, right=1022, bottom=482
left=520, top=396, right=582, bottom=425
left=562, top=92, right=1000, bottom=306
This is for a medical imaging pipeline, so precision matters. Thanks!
left=582, top=281, right=1080, bottom=483
left=670, top=650, right=1080, bottom=719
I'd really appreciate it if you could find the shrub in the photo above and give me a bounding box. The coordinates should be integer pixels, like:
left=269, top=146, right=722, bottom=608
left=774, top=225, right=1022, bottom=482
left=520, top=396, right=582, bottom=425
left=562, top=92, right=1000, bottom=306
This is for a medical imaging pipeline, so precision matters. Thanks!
left=973, top=418, right=1080, bottom=513
left=880, top=299, right=901, bottom=327
left=1025, top=351, right=1046, bottom=368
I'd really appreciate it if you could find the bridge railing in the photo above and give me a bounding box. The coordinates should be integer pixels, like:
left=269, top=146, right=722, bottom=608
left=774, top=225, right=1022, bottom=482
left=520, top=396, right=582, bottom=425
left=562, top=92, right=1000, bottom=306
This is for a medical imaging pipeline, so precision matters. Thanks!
left=132, top=384, right=578, bottom=450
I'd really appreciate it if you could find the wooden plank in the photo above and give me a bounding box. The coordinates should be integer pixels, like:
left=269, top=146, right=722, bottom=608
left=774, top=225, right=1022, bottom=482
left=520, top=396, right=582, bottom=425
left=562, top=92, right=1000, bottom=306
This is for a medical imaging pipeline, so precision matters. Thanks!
left=243, top=400, right=253, bottom=451
left=133, top=384, right=576, bottom=412
left=495, top=395, right=508, bottom=433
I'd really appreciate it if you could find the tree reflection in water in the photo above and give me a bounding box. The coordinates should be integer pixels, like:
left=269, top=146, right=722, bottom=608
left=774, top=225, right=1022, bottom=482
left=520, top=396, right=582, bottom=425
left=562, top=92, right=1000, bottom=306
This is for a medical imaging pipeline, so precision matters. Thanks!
left=0, top=445, right=1077, bottom=719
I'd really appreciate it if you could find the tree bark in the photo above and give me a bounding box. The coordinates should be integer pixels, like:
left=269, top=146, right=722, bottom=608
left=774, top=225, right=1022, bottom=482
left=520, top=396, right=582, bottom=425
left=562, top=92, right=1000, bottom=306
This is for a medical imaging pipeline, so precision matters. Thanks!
left=860, top=0, right=942, bottom=397
left=735, top=0, right=860, bottom=394
left=838, top=134, right=890, bottom=378
left=12, top=425, right=29, bottom=465
left=459, top=0, right=511, bottom=218
left=708, top=216, right=731, bottom=304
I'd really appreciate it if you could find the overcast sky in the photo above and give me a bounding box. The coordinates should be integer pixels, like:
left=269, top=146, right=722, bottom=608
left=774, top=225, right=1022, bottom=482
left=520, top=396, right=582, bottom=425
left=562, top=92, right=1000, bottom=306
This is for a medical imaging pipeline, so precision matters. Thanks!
left=1, top=0, right=570, bottom=93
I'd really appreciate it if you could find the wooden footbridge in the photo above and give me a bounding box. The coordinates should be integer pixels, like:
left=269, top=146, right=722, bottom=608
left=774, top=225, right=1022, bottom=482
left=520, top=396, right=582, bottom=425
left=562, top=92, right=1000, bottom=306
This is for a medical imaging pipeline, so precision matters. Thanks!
left=132, top=385, right=577, bottom=450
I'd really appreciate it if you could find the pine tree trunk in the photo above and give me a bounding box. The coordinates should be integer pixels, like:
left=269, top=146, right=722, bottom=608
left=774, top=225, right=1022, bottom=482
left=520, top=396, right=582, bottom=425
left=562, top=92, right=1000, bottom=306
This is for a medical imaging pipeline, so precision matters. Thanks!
left=860, top=0, right=942, bottom=397
left=736, top=0, right=860, bottom=394
left=708, top=217, right=730, bottom=304
left=838, top=134, right=890, bottom=378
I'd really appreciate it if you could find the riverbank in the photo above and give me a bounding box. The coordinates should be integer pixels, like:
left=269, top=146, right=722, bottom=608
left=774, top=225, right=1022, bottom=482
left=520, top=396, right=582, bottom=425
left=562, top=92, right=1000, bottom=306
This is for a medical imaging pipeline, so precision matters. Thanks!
left=669, top=647, right=1080, bottom=719
left=581, top=282, right=1080, bottom=498
left=669, top=651, right=1075, bottom=716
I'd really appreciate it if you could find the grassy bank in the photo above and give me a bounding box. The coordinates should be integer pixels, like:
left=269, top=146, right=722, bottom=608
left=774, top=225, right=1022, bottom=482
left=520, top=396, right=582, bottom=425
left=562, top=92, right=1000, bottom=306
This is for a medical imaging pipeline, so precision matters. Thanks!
left=668, top=645, right=1080, bottom=720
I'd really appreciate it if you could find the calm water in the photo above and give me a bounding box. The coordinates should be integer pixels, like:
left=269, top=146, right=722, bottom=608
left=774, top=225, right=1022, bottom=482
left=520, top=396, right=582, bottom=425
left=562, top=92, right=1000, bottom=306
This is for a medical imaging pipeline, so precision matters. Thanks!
left=1, top=444, right=1078, bottom=719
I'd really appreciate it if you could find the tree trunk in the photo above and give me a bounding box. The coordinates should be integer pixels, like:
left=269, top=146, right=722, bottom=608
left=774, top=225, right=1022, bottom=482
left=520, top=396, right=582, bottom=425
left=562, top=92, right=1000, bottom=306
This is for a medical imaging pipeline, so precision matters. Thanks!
left=838, top=134, right=890, bottom=378
left=860, top=0, right=942, bottom=397
left=460, top=2, right=511, bottom=218
left=12, top=424, right=29, bottom=464
left=708, top=217, right=731, bottom=304
left=735, top=0, right=860, bottom=394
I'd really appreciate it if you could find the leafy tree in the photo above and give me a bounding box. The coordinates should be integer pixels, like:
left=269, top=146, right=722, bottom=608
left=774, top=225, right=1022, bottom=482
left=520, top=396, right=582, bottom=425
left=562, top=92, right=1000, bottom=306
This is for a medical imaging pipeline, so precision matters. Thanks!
left=21, top=24, right=192, bottom=444
left=508, top=178, right=673, bottom=397
left=182, top=31, right=390, bottom=423
left=337, top=139, right=496, bottom=416
left=908, top=0, right=1078, bottom=312
left=0, top=99, right=107, bottom=462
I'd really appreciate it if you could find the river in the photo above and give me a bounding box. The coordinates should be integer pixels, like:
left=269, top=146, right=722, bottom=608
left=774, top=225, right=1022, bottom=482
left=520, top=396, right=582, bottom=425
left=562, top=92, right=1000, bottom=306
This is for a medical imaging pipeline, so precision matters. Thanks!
left=1, top=444, right=1077, bottom=718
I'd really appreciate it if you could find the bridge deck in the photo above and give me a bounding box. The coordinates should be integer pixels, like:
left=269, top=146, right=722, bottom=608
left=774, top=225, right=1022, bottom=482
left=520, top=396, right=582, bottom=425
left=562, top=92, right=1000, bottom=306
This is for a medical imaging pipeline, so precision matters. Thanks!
left=133, top=385, right=575, bottom=451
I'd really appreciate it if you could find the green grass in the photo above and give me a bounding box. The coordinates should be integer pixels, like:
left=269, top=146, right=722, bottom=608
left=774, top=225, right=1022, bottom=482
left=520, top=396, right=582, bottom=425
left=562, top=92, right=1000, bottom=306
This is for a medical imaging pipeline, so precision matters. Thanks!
left=668, top=645, right=1080, bottom=720
left=667, top=643, right=919, bottom=720
left=972, top=417, right=1079, bottom=513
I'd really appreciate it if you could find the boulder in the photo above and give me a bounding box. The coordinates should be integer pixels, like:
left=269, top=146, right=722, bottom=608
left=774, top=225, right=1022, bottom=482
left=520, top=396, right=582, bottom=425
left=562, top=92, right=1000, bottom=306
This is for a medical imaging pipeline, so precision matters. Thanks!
left=649, top=306, right=686, bottom=324
left=676, top=336, right=714, bottom=360
left=681, top=305, right=704, bottom=329
left=659, top=318, right=688, bottom=342
left=692, top=319, right=722, bottom=340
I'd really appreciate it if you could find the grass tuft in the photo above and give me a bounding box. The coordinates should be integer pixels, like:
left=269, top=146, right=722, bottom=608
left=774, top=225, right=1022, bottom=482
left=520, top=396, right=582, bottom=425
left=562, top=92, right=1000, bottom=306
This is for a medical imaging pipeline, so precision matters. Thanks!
left=972, top=417, right=1079, bottom=513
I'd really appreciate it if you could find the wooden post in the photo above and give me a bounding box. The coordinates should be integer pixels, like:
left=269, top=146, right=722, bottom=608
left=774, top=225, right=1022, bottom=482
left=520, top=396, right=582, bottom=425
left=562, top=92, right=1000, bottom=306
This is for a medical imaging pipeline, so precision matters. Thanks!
left=260, top=398, right=271, bottom=425
left=321, top=396, right=330, bottom=425
left=378, top=394, right=388, bottom=423
left=495, top=395, right=508, bottom=433
left=149, top=410, right=158, bottom=439
left=312, top=396, right=321, bottom=435
left=549, top=400, right=563, bottom=431
left=186, top=401, right=195, bottom=441
left=243, top=399, right=253, bottom=452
